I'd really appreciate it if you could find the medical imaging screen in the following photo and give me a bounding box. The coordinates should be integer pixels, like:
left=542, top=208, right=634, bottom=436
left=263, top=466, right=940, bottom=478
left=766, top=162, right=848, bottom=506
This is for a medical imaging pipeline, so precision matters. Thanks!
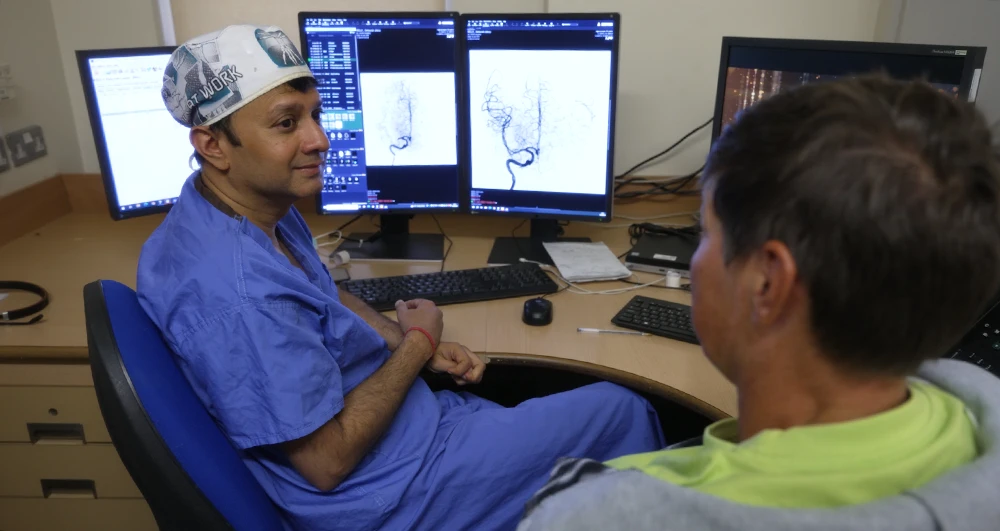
left=87, top=53, right=195, bottom=214
left=719, top=45, right=968, bottom=132
left=302, top=16, right=460, bottom=213
left=465, top=18, right=617, bottom=219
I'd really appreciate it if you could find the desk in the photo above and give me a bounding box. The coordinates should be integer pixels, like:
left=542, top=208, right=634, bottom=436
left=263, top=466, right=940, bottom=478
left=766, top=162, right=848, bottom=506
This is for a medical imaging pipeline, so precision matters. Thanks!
left=0, top=184, right=735, bottom=530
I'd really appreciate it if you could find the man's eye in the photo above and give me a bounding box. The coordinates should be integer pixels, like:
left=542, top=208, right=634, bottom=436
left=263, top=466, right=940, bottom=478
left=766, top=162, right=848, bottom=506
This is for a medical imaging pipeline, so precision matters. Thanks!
left=278, top=118, right=296, bottom=129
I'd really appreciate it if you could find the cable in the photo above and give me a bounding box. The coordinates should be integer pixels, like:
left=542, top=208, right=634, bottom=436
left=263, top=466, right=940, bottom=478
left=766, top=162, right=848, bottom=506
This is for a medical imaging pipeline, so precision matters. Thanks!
left=314, top=214, right=366, bottom=246
left=510, top=219, right=532, bottom=260
left=518, top=258, right=667, bottom=296
left=614, top=117, right=713, bottom=189
left=538, top=271, right=572, bottom=299
left=315, top=231, right=343, bottom=250
left=614, top=164, right=705, bottom=200
left=618, top=277, right=691, bottom=292
left=627, top=222, right=700, bottom=246
left=431, top=214, right=453, bottom=273
left=336, top=215, right=362, bottom=233
left=579, top=210, right=699, bottom=229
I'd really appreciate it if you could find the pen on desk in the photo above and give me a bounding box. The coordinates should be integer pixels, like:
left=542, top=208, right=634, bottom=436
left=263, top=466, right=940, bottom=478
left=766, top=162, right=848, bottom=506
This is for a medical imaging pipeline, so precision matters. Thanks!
left=577, top=327, right=650, bottom=336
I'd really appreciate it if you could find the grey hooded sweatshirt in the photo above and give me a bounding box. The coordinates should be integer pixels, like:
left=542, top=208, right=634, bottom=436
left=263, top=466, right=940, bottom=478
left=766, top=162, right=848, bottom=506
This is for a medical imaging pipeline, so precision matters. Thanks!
left=518, top=359, right=1000, bottom=531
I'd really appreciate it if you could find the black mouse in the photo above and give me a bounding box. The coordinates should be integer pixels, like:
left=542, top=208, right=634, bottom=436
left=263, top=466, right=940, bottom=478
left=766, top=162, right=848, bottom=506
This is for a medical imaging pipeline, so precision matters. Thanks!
left=522, top=297, right=553, bottom=326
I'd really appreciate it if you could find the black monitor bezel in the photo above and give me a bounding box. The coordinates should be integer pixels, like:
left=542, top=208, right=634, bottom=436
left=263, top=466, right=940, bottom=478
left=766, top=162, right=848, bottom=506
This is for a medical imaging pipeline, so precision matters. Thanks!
left=459, top=12, right=621, bottom=224
left=77, top=46, right=179, bottom=221
left=711, top=37, right=988, bottom=141
left=297, top=11, right=464, bottom=217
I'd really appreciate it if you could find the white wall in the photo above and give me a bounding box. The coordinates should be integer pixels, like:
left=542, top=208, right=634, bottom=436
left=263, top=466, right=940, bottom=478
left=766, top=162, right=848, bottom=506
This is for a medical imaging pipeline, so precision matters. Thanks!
left=50, top=0, right=162, bottom=174
left=548, top=0, right=882, bottom=176
left=0, top=0, right=891, bottom=199
left=169, top=0, right=883, bottom=177
left=0, top=0, right=78, bottom=196
left=170, top=0, right=445, bottom=45
left=0, top=0, right=161, bottom=196
left=446, top=0, right=545, bottom=13
left=884, top=0, right=999, bottom=124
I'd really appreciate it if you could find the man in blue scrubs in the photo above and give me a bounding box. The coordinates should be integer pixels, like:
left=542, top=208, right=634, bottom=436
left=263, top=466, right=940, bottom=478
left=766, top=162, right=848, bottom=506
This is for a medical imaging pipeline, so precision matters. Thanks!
left=138, top=25, right=665, bottom=531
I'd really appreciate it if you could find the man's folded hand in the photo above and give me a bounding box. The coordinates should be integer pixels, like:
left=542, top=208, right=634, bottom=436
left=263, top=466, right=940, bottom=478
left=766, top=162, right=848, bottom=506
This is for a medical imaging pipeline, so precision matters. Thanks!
left=427, top=342, right=488, bottom=385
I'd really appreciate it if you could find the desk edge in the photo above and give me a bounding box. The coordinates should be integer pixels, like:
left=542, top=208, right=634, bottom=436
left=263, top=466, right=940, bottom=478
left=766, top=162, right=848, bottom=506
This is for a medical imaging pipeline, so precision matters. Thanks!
left=485, top=352, right=730, bottom=421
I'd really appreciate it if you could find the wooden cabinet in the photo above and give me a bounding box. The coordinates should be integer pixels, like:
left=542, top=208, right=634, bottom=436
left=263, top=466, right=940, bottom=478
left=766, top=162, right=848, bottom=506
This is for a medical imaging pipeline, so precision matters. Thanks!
left=0, top=364, right=156, bottom=531
left=0, top=499, right=157, bottom=531
left=0, top=386, right=111, bottom=443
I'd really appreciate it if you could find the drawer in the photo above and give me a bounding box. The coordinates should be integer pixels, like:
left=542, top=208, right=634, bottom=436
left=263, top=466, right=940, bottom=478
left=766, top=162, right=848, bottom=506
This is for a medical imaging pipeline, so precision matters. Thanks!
left=0, top=386, right=111, bottom=443
left=0, top=497, right=157, bottom=531
left=0, top=443, right=141, bottom=498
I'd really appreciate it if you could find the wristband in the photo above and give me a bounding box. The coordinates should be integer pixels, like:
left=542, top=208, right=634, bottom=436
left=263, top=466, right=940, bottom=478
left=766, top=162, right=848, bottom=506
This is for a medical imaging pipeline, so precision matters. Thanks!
left=406, top=326, right=437, bottom=353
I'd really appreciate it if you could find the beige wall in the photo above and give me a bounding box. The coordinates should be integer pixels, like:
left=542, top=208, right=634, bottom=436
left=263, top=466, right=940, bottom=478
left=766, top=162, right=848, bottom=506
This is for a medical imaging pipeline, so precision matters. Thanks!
left=169, top=0, right=884, bottom=177
left=446, top=0, right=545, bottom=13
left=0, top=0, right=891, bottom=198
left=548, top=0, right=882, bottom=176
left=170, top=0, right=445, bottom=45
left=888, top=0, right=999, bottom=123
left=0, top=0, right=78, bottom=196
left=50, top=0, right=162, bottom=174
left=0, top=0, right=161, bottom=196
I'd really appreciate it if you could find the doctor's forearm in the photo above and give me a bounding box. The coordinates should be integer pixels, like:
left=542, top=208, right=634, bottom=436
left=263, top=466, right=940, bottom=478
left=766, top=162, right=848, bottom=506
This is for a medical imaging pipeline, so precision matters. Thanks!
left=284, top=331, right=433, bottom=491
left=339, top=291, right=404, bottom=349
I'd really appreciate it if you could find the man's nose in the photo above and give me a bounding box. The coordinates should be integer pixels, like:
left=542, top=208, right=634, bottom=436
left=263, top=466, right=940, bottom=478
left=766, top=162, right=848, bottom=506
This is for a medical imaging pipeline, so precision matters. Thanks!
left=304, top=119, right=330, bottom=154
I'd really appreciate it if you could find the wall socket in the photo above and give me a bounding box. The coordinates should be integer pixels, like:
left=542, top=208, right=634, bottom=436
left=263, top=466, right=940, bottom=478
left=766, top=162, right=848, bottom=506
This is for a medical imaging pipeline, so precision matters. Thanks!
left=0, top=137, right=11, bottom=174
left=0, top=64, right=10, bottom=79
left=5, top=126, right=48, bottom=167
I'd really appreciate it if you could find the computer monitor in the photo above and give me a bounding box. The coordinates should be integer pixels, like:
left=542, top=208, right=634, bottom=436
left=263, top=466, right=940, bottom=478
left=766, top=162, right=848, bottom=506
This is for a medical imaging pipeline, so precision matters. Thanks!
left=462, top=13, right=621, bottom=265
left=78, top=47, right=195, bottom=220
left=712, top=37, right=987, bottom=140
left=299, top=12, right=462, bottom=261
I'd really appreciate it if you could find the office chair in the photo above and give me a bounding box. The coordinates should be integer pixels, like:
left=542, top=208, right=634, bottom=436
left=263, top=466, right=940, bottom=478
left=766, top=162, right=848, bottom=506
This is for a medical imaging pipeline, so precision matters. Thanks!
left=83, top=280, right=284, bottom=531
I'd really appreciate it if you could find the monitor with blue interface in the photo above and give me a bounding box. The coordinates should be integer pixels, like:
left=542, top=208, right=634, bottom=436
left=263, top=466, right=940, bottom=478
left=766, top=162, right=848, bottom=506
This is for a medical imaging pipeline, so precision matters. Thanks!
left=299, top=12, right=461, bottom=261
left=78, top=47, right=196, bottom=221
left=462, top=13, right=621, bottom=265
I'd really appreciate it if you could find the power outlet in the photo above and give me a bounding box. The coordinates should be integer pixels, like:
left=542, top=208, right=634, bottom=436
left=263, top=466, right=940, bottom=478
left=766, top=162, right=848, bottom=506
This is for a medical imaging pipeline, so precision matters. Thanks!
left=0, top=86, right=14, bottom=101
left=0, top=137, right=11, bottom=174
left=5, top=125, right=48, bottom=167
left=0, top=64, right=10, bottom=79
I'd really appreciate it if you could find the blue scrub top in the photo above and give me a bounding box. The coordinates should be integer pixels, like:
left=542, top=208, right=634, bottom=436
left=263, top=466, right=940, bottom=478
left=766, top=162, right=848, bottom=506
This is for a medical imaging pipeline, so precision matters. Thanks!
left=137, top=173, right=441, bottom=530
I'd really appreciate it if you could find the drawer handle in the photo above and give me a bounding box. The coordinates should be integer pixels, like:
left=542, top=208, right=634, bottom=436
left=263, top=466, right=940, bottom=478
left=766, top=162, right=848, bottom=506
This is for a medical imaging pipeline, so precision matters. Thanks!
left=41, top=479, right=97, bottom=499
left=27, top=423, right=85, bottom=444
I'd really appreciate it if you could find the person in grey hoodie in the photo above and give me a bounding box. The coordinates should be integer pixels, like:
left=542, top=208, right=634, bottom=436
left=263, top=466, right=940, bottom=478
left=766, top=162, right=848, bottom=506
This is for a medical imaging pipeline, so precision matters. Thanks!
left=519, top=74, right=1000, bottom=531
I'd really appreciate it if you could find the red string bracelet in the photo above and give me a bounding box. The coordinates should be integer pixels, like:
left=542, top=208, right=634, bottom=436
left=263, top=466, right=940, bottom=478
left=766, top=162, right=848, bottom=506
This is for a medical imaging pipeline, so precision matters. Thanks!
left=406, top=327, right=436, bottom=353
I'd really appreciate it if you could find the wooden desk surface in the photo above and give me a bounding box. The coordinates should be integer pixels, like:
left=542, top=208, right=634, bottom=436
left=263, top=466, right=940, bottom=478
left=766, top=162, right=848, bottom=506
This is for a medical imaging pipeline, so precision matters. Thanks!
left=0, top=197, right=737, bottom=416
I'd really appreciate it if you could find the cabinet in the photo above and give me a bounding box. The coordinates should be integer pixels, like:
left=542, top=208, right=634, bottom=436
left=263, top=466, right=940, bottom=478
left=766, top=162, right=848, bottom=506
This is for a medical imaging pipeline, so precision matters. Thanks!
left=0, top=364, right=156, bottom=531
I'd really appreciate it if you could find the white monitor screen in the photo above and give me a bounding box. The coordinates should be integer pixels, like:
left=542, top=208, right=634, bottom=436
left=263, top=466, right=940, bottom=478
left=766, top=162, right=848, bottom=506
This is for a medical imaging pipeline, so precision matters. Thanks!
left=464, top=17, right=619, bottom=221
left=86, top=52, right=197, bottom=215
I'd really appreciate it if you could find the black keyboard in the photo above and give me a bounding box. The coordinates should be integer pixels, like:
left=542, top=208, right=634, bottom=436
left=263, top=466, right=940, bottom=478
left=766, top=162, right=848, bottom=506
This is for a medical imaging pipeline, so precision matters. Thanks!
left=339, top=262, right=559, bottom=312
left=611, top=295, right=699, bottom=344
left=943, top=302, right=1000, bottom=378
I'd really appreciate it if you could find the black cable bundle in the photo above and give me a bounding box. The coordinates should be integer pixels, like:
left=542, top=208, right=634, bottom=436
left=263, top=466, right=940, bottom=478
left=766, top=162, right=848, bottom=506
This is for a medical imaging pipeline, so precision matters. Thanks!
left=627, top=222, right=701, bottom=247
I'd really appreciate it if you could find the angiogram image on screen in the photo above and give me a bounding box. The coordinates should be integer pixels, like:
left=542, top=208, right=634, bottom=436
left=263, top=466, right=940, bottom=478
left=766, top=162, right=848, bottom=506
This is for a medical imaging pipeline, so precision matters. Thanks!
left=469, top=50, right=611, bottom=195
left=359, top=72, right=457, bottom=167
left=721, top=67, right=962, bottom=128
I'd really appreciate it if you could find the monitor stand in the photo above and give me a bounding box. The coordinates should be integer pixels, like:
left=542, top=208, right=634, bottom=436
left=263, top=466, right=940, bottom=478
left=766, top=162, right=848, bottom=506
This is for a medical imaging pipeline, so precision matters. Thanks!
left=487, top=219, right=591, bottom=266
left=341, top=215, right=444, bottom=262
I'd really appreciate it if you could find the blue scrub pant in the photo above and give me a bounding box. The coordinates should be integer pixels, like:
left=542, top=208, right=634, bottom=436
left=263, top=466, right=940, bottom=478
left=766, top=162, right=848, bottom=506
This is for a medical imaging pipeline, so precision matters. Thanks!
left=382, top=382, right=666, bottom=531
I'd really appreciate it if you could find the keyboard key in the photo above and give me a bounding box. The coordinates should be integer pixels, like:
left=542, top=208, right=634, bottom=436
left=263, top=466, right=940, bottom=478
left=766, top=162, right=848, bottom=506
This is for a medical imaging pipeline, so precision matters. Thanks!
left=611, top=295, right=698, bottom=345
left=338, top=263, right=558, bottom=312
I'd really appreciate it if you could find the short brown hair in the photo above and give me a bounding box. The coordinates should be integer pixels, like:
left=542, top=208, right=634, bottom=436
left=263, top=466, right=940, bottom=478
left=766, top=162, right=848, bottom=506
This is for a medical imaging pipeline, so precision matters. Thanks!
left=704, top=75, right=1000, bottom=375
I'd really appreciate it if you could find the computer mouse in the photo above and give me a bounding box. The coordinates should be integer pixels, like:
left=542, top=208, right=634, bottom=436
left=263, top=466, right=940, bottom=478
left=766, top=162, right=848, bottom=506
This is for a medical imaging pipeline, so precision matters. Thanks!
left=522, top=297, right=553, bottom=326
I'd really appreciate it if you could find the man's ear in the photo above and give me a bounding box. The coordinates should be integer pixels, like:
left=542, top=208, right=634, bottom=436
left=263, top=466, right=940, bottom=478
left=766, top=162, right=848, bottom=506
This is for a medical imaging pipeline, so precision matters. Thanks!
left=190, top=127, right=230, bottom=171
left=750, top=240, right=798, bottom=326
